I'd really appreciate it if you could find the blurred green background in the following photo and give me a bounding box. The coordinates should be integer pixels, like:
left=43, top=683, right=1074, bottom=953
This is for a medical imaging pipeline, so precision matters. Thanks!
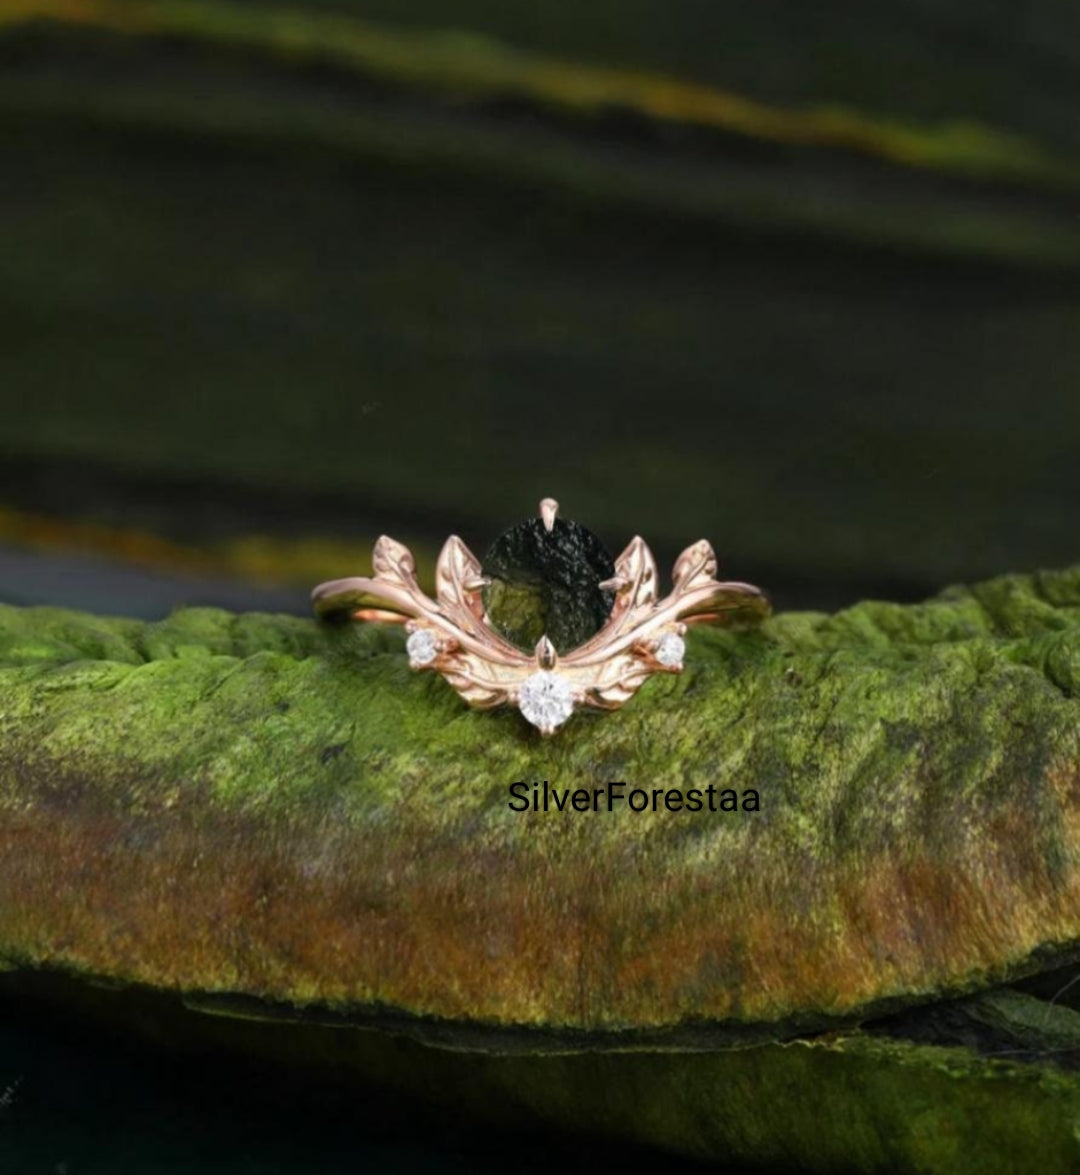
left=2, top=0, right=1080, bottom=615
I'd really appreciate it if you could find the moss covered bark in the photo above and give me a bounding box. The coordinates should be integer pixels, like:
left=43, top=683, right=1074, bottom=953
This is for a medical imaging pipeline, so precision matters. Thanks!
left=3, top=568, right=1080, bottom=1168
left=1, top=565, right=1080, bottom=1037
left=6, top=966, right=1080, bottom=1175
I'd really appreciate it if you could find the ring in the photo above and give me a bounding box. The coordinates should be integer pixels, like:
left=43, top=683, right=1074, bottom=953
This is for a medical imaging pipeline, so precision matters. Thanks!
left=312, top=498, right=769, bottom=734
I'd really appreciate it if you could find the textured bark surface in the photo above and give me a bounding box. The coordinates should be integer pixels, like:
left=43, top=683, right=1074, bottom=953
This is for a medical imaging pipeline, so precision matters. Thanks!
left=5, top=965, right=1080, bottom=1175
left=2, top=566, right=1080, bottom=1044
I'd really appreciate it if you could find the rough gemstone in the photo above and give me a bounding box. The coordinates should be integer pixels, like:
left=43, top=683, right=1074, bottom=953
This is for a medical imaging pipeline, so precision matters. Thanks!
left=517, top=671, right=575, bottom=732
left=481, top=515, right=616, bottom=653
left=406, top=629, right=438, bottom=665
left=655, top=632, right=686, bottom=668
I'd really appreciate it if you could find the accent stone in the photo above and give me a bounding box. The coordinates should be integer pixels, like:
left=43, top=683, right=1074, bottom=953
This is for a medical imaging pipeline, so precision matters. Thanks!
left=517, top=671, right=575, bottom=732
left=406, top=629, right=438, bottom=665
left=655, top=632, right=686, bottom=668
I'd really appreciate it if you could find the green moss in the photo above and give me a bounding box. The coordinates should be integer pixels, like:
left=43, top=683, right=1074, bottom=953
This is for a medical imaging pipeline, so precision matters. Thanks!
left=4, top=572, right=1080, bottom=1169
left=7, top=969, right=1080, bottom=1175
left=1, top=567, right=1080, bottom=1037
left=967, top=989, right=1080, bottom=1055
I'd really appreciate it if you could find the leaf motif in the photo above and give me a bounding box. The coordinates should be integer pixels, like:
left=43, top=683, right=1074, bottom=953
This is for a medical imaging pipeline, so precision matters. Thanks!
left=615, top=536, right=659, bottom=611
left=435, top=535, right=483, bottom=617
left=587, top=652, right=653, bottom=708
left=671, top=540, right=718, bottom=593
left=371, top=535, right=419, bottom=591
left=438, top=653, right=509, bottom=709
left=557, top=537, right=660, bottom=661
left=433, top=535, right=491, bottom=641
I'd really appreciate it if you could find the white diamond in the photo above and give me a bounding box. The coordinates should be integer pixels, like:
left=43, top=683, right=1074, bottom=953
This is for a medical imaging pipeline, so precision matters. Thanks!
left=406, top=629, right=438, bottom=665
left=518, top=671, right=575, bottom=732
left=655, top=632, right=685, bottom=668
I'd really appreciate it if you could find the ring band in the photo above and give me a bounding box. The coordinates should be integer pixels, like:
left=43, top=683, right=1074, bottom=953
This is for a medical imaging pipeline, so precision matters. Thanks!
left=313, top=498, right=769, bottom=734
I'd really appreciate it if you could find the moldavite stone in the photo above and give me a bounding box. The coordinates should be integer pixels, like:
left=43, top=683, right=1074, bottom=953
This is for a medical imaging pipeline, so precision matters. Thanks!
left=481, top=515, right=616, bottom=652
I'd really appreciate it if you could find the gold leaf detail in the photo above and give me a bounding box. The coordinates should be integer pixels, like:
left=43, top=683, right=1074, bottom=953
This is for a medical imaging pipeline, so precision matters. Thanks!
left=615, top=535, right=659, bottom=610
left=371, top=536, right=419, bottom=590
left=672, top=540, right=718, bottom=592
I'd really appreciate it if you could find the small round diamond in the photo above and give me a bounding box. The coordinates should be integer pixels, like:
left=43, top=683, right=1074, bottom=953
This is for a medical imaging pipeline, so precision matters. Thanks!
left=654, top=632, right=685, bottom=668
left=406, top=629, right=438, bottom=665
left=518, top=671, right=575, bottom=732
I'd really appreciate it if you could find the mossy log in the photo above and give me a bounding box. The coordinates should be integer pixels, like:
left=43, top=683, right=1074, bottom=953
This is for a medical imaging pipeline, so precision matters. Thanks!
left=3, top=567, right=1080, bottom=1170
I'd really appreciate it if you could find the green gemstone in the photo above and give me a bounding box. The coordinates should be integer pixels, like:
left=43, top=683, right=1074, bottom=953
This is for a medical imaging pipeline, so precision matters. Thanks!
left=481, top=516, right=616, bottom=654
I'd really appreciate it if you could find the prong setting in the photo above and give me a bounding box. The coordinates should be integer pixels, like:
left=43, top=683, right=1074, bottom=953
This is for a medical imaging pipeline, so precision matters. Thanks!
left=598, top=575, right=629, bottom=594
left=311, top=501, right=769, bottom=733
left=539, top=498, right=559, bottom=532
left=535, top=635, right=558, bottom=670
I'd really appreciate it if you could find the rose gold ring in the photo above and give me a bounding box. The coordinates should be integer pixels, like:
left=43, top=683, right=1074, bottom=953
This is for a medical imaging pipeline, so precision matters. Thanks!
left=312, top=498, right=769, bottom=735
